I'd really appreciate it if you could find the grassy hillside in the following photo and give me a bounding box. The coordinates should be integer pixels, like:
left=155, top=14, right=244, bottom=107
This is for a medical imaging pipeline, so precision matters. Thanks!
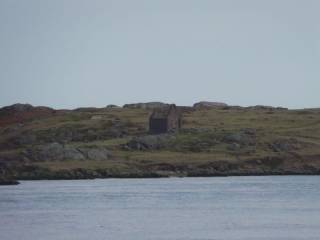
left=1, top=105, right=320, bottom=180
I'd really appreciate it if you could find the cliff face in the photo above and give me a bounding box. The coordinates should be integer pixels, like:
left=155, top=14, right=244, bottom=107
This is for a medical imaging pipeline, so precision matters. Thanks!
left=0, top=103, right=320, bottom=180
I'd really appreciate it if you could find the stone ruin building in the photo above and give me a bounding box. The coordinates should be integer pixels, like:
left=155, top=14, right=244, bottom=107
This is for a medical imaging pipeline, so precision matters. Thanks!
left=149, top=104, right=182, bottom=134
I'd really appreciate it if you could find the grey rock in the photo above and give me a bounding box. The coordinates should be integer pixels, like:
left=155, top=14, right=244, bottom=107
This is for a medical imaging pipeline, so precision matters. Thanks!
left=269, top=138, right=301, bottom=152
left=14, top=133, right=37, bottom=145
left=241, top=128, right=256, bottom=136
left=193, top=101, right=228, bottom=109
left=0, top=103, right=33, bottom=112
left=37, top=142, right=65, bottom=161
left=26, top=143, right=112, bottom=161
left=27, top=143, right=81, bottom=161
left=223, top=129, right=256, bottom=146
left=89, top=149, right=110, bottom=160
left=64, top=147, right=86, bottom=161
left=79, top=147, right=111, bottom=160
left=123, top=102, right=169, bottom=109
left=227, top=143, right=241, bottom=151
left=106, top=104, right=120, bottom=108
left=90, top=115, right=103, bottom=120
left=247, top=105, right=288, bottom=111
left=224, top=133, right=243, bottom=143
left=125, top=134, right=175, bottom=150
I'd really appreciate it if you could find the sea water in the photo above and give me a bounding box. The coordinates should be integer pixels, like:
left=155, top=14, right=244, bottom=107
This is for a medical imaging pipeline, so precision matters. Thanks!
left=1, top=176, right=320, bottom=240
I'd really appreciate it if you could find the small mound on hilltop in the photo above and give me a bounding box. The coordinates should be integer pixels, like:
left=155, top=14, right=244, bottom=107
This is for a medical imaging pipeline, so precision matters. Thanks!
left=193, top=101, right=228, bottom=109
left=0, top=103, right=56, bottom=127
left=123, top=102, right=169, bottom=109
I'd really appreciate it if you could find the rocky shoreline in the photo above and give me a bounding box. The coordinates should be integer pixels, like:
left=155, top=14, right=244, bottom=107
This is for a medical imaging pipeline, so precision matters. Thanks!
left=8, top=154, right=320, bottom=181
left=0, top=178, right=19, bottom=185
left=11, top=171, right=320, bottom=181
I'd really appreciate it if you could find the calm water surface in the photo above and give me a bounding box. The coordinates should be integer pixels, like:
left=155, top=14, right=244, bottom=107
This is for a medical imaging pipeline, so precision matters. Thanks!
left=1, top=176, right=320, bottom=240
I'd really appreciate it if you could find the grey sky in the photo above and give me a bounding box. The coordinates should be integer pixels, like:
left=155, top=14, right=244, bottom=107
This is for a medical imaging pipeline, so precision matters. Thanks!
left=0, top=0, right=319, bottom=109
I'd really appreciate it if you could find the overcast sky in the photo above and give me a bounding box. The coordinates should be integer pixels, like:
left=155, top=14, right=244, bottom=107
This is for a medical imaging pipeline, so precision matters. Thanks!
left=0, top=0, right=319, bottom=109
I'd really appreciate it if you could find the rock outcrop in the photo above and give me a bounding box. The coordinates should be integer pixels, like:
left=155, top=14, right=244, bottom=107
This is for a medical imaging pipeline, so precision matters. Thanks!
left=0, top=103, right=56, bottom=127
left=222, top=128, right=256, bottom=147
left=193, top=101, right=228, bottom=109
left=24, top=143, right=111, bottom=161
left=247, top=105, right=288, bottom=111
left=5, top=123, right=128, bottom=148
left=78, top=147, right=111, bottom=161
left=106, top=104, right=120, bottom=108
left=124, top=134, right=175, bottom=150
left=123, top=102, right=169, bottom=109
left=269, top=138, right=302, bottom=152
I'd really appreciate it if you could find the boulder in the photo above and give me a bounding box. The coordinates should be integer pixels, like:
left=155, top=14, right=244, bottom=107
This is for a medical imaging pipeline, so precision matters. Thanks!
left=78, top=147, right=111, bottom=160
left=90, top=115, right=103, bottom=120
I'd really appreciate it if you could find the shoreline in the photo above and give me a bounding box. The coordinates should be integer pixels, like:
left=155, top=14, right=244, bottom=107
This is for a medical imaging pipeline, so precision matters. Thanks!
left=0, top=179, right=20, bottom=185
left=3, top=171, right=320, bottom=185
left=13, top=171, right=320, bottom=181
